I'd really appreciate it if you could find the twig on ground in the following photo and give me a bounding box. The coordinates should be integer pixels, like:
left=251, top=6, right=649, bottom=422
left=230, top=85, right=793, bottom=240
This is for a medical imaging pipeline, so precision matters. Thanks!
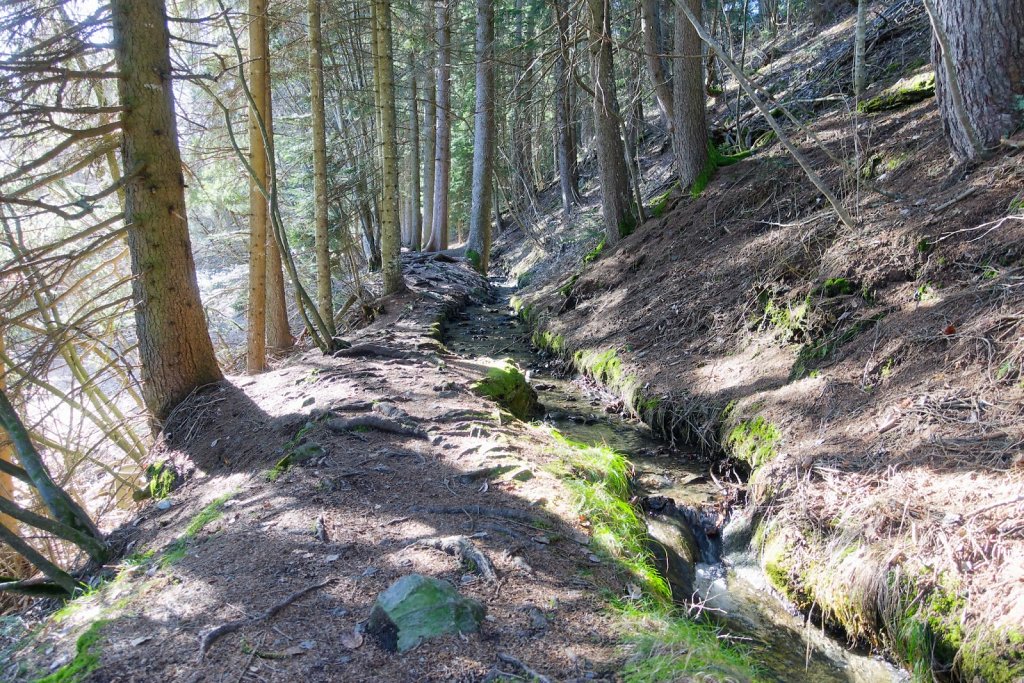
left=198, top=578, right=333, bottom=659
left=416, top=535, right=498, bottom=582
left=496, top=653, right=553, bottom=683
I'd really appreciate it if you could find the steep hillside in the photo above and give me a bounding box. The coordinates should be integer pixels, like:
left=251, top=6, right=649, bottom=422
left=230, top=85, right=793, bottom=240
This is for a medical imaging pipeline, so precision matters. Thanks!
left=497, top=5, right=1024, bottom=680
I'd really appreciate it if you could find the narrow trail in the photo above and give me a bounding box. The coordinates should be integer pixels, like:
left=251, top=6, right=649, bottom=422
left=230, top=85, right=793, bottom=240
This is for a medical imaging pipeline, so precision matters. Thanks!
left=448, top=279, right=905, bottom=683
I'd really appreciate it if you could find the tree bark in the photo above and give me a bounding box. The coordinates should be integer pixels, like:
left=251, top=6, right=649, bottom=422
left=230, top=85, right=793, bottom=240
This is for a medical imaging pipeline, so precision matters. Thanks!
left=587, top=0, right=635, bottom=244
left=927, top=0, right=1021, bottom=161
left=308, top=0, right=335, bottom=336
left=426, top=0, right=451, bottom=252
left=408, top=52, right=422, bottom=252
left=421, top=51, right=437, bottom=250
left=111, top=0, right=223, bottom=420
left=246, top=0, right=269, bottom=372
left=466, top=0, right=495, bottom=274
left=853, top=0, right=867, bottom=98
left=673, top=0, right=709, bottom=188
left=640, top=0, right=674, bottom=134
left=553, top=0, right=580, bottom=218
left=371, top=0, right=404, bottom=293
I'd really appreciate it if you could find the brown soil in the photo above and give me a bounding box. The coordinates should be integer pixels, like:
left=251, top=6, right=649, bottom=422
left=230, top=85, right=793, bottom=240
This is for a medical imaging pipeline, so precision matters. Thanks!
left=495, top=6, right=1024, bottom=676
left=4, top=256, right=628, bottom=682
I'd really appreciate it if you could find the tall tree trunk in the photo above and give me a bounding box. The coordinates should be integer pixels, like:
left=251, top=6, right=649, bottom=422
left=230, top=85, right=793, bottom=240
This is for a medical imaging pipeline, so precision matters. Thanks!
left=371, top=0, right=404, bottom=293
left=427, top=0, right=452, bottom=252
left=587, top=0, right=635, bottom=244
left=308, top=0, right=335, bottom=336
left=408, top=52, right=422, bottom=252
left=511, top=0, right=535, bottom=206
left=246, top=0, right=269, bottom=373
left=853, top=0, right=867, bottom=98
left=0, top=335, right=29, bottom=579
left=640, top=0, right=674, bottom=134
left=262, top=29, right=292, bottom=352
left=112, top=0, right=223, bottom=421
left=673, top=0, right=709, bottom=188
left=421, top=51, right=437, bottom=249
left=466, top=0, right=495, bottom=274
left=553, top=0, right=580, bottom=218
left=927, top=0, right=1020, bottom=162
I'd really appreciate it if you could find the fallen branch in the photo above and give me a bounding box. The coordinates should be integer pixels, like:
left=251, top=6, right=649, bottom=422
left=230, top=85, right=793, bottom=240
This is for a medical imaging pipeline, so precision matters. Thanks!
left=198, top=578, right=333, bottom=659
left=416, top=535, right=497, bottom=582
left=326, top=415, right=426, bottom=439
left=497, top=653, right=553, bottom=683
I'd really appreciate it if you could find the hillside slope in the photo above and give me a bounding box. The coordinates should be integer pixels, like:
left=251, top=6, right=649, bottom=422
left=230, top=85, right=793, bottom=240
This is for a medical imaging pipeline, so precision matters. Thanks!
left=497, top=5, right=1024, bottom=680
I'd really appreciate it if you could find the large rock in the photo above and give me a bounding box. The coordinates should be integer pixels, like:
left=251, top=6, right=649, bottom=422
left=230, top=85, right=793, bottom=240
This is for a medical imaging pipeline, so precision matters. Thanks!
left=366, top=574, right=486, bottom=652
left=646, top=514, right=699, bottom=600
left=471, top=360, right=543, bottom=420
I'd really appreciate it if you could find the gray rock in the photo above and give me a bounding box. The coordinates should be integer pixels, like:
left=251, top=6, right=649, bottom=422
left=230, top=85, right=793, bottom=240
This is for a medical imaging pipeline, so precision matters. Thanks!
left=646, top=515, right=699, bottom=598
left=366, top=574, right=486, bottom=652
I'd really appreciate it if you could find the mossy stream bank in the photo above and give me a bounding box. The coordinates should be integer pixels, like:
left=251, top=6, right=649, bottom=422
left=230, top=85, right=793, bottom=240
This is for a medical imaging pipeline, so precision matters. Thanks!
left=446, top=281, right=904, bottom=683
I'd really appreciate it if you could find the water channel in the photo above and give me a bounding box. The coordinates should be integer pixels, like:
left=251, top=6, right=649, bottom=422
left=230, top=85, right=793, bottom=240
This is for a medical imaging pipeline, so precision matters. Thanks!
left=445, top=281, right=906, bottom=683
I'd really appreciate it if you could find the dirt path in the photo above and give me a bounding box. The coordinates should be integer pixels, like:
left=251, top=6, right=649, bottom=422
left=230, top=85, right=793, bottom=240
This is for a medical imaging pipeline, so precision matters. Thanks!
left=6, top=256, right=634, bottom=682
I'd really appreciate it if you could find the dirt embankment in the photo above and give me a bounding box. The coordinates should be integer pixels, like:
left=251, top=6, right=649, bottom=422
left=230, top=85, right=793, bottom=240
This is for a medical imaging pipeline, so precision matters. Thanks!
left=496, top=7, right=1024, bottom=680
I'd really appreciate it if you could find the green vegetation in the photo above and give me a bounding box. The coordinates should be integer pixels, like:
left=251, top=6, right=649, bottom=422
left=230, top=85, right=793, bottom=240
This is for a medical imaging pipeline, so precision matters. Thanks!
left=133, top=461, right=176, bottom=501
left=557, top=273, right=579, bottom=297
left=725, top=416, right=781, bottom=469
left=550, top=431, right=759, bottom=681
left=763, top=294, right=810, bottom=341
left=531, top=329, right=567, bottom=356
left=858, top=73, right=935, bottom=113
left=157, top=491, right=236, bottom=567
left=471, top=360, right=542, bottom=420
left=791, top=315, right=883, bottom=380
left=817, top=277, right=856, bottom=297
left=690, top=142, right=754, bottom=199
left=647, top=183, right=679, bottom=218
left=35, top=619, right=109, bottom=683
left=583, top=237, right=606, bottom=264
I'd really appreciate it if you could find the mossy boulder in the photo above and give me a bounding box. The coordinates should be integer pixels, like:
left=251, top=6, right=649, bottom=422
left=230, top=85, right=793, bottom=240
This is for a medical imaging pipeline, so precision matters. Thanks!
left=858, top=72, right=935, bottom=113
left=471, top=360, right=543, bottom=420
left=645, top=515, right=699, bottom=599
left=366, top=574, right=486, bottom=652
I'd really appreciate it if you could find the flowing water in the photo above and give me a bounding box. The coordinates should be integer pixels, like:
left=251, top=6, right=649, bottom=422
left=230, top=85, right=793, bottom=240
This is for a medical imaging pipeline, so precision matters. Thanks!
left=445, top=281, right=907, bottom=683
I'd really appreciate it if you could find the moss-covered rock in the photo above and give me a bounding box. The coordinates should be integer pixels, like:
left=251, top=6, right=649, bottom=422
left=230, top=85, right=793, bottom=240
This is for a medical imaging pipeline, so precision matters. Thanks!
left=367, top=574, right=485, bottom=652
left=471, top=360, right=543, bottom=420
left=858, top=72, right=935, bottom=113
left=725, top=416, right=781, bottom=469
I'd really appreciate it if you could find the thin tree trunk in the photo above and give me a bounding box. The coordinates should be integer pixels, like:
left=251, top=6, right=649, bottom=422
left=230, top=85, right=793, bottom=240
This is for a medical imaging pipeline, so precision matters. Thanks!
left=853, top=0, right=867, bottom=98
left=246, top=0, right=269, bottom=372
left=553, top=0, right=580, bottom=218
left=408, top=52, right=422, bottom=252
left=262, top=28, right=292, bottom=352
left=111, top=0, right=224, bottom=419
left=421, top=51, right=437, bottom=250
left=308, top=0, right=335, bottom=336
left=587, top=0, right=635, bottom=244
left=673, top=0, right=709, bottom=188
left=427, top=0, right=451, bottom=252
left=371, top=0, right=404, bottom=293
left=466, top=0, right=495, bottom=274
left=640, top=0, right=674, bottom=134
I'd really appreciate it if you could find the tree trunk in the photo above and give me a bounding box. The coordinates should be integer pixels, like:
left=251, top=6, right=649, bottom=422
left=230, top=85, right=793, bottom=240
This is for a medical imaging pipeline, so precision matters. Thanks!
left=673, top=0, right=709, bottom=188
left=466, top=0, right=495, bottom=274
left=261, top=26, right=292, bottom=352
left=371, top=0, right=404, bottom=294
left=853, top=0, right=867, bottom=97
left=927, top=0, right=1021, bottom=161
left=587, top=0, right=635, bottom=244
left=111, top=0, right=223, bottom=421
left=640, top=0, right=674, bottom=134
left=308, top=0, right=335, bottom=336
left=408, top=52, right=422, bottom=252
left=246, top=0, right=269, bottom=373
left=426, top=0, right=452, bottom=252
left=553, top=0, right=580, bottom=219
left=421, top=52, right=437, bottom=250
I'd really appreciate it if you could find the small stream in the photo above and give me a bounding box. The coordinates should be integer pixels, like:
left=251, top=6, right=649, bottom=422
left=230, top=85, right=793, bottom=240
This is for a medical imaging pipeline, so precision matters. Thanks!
left=445, top=281, right=906, bottom=683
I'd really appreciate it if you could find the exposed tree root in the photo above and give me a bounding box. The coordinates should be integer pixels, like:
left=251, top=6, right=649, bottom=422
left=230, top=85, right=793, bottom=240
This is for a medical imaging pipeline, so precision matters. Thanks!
left=326, top=415, right=426, bottom=439
left=416, top=535, right=497, bottom=582
left=409, top=504, right=544, bottom=524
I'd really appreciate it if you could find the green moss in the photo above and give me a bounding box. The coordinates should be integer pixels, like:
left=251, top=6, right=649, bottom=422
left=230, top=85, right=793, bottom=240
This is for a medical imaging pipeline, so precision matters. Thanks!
left=35, top=619, right=109, bottom=683
left=725, top=416, right=781, bottom=469
left=817, top=278, right=856, bottom=297
left=764, top=295, right=810, bottom=341
left=133, top=461, right=176, bottom=501
left=960, top=630, right=1024, bottom=683
left=647, top=184, right=678, bottom=218
left=465, top=248, right=482, bottom=272
left=471, top=361, right=542, bottom=420
left=690, top=142, right=754, bottom=199
left=532, top=330, right=567, bottom=356
left=791, top=314, right=883, bottom=380
left=858, top=73, right=935, bottom=113
left=583, top=237, right=606, bottom=264
left=557, top=273, right=580, bottom=297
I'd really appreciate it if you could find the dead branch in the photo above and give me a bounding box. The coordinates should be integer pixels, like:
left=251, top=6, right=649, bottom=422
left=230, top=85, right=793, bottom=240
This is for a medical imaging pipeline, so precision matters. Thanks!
left=496, top=653, right=553, bottom=683
left=197, top=578, right=333, bottom=659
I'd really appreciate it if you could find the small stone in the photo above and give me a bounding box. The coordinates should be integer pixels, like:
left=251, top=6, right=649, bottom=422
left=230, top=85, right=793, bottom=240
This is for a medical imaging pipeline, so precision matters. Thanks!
left=299, top=640, right=316, bottom=650
left=532, top=535, right=550, bottom=545
left=302, top=396, right=316, bottom=407
left=155, top=499, right=172, bottom=511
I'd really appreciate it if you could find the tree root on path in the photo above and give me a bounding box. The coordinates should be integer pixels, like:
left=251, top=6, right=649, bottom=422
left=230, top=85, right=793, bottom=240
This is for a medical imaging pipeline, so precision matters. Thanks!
left=197, top=578, right=333, bottom=660
left=415, top=535, right=498, bottom=582
left=326, top=415, right=426, bottom=439
left=494, top=653, right=553, bottom=683
left=332, top=344, right=410, bottom=359
left=409, top=504, right=544, bottom=524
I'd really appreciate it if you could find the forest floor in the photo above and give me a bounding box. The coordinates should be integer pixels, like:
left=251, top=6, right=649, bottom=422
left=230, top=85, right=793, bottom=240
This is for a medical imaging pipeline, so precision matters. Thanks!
left=4, top=254, right=661, bottom=682
left=495, top=5, right=1024, bottom=681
